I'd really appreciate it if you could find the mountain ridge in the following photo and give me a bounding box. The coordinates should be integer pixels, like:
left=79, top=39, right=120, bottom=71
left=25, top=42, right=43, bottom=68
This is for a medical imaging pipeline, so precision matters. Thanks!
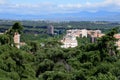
left=0, top=11, right=120, bottom=21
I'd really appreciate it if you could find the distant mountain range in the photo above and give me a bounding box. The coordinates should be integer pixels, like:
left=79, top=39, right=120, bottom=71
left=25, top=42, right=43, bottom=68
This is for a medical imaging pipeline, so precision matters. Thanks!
left=0, top=11, right=120, bottom=21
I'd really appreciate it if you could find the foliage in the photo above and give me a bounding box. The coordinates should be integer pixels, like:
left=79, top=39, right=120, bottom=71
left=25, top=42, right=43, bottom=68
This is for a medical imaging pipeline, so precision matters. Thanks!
left=11, top=22, right=23, bottom=34
left=0, top=26, right=120, bottom=80
left=0, top=34, right=10, bottom=45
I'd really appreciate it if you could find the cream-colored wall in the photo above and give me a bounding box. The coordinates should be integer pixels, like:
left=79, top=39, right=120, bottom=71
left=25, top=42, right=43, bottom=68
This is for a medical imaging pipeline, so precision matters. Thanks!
left=14, top=32, right=20, bottom=48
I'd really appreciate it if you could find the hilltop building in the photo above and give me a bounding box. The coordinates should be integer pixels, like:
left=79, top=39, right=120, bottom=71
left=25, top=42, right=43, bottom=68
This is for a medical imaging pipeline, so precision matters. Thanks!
left=13, top=32, right=25, bottom=48
left=61, top=29, right=120, bottom=49
left=14, top=32, right=20, bottom=48
left=114, top=34, right=120, bottom=49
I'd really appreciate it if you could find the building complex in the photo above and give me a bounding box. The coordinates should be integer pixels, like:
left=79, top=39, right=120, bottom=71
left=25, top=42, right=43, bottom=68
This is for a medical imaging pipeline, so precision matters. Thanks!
left=61, top=29, right=120, bottom=49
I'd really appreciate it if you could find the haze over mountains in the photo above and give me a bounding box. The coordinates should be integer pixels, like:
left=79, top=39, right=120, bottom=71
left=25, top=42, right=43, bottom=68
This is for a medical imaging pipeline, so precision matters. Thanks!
left=0, top=0, right=120, bottom=21
left=0, top=11, right=120, bottom=21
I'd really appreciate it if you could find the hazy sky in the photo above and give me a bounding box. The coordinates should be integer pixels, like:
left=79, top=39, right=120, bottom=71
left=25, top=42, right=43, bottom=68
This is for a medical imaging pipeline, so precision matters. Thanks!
left=0, top=0, right=120, bottom=15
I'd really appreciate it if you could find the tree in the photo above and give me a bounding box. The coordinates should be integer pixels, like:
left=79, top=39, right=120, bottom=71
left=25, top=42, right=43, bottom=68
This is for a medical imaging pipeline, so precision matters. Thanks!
left=96, top=28, right=119, bottom=61
left=6, top=22, right=23, bottom=36
left=28, top=41, right=39, bottom=54
left=12, top=22, right=23, bottom=34
left=39, top=71, right=72, bottom=80
left=0, top=45, right=36, bottom=80
left=4, top=22, right=23, bottom=46
left=0, top=34, right=10, bottom=45
left=96, top=73, right=117, bottom=80
left=36, top=59, right=54, bottom=77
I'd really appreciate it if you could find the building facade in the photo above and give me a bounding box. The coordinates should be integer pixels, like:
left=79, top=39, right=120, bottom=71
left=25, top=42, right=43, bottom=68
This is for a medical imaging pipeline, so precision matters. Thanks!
left=14, top=32, right=20, bottom=48
left=47, top=25, right=54, bottom=35
left=61, top=29, right=120, bottom=49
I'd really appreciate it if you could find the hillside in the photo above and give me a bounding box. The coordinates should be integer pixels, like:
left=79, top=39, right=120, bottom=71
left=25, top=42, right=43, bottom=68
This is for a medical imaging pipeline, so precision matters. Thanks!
left=0, top=22, right=120, bottom=80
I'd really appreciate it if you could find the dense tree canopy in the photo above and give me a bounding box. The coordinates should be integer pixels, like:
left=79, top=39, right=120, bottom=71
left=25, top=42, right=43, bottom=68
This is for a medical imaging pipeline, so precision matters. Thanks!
left=12, top=22, right=23, bottom=34
left=6, top=22, right=23, bottom=36
left=0, top=24, right=120, bottom=80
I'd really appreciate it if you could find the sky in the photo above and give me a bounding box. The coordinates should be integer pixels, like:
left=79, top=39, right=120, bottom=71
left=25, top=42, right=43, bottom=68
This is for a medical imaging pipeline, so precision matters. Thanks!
left=0, top=0, right=120, bottom=20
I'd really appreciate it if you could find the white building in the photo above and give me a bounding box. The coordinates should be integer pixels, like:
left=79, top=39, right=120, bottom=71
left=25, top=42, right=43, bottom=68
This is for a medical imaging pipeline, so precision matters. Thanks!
left=61, top=35, right=78, bottom=48
left=81, top=29, right=87, bottom=37
left=61, top=29, right=103, bottom=48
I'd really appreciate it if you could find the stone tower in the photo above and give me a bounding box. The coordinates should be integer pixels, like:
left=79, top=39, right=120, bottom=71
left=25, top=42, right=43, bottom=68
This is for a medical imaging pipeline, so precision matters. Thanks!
left=14, top=32, right=20, bottom=48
